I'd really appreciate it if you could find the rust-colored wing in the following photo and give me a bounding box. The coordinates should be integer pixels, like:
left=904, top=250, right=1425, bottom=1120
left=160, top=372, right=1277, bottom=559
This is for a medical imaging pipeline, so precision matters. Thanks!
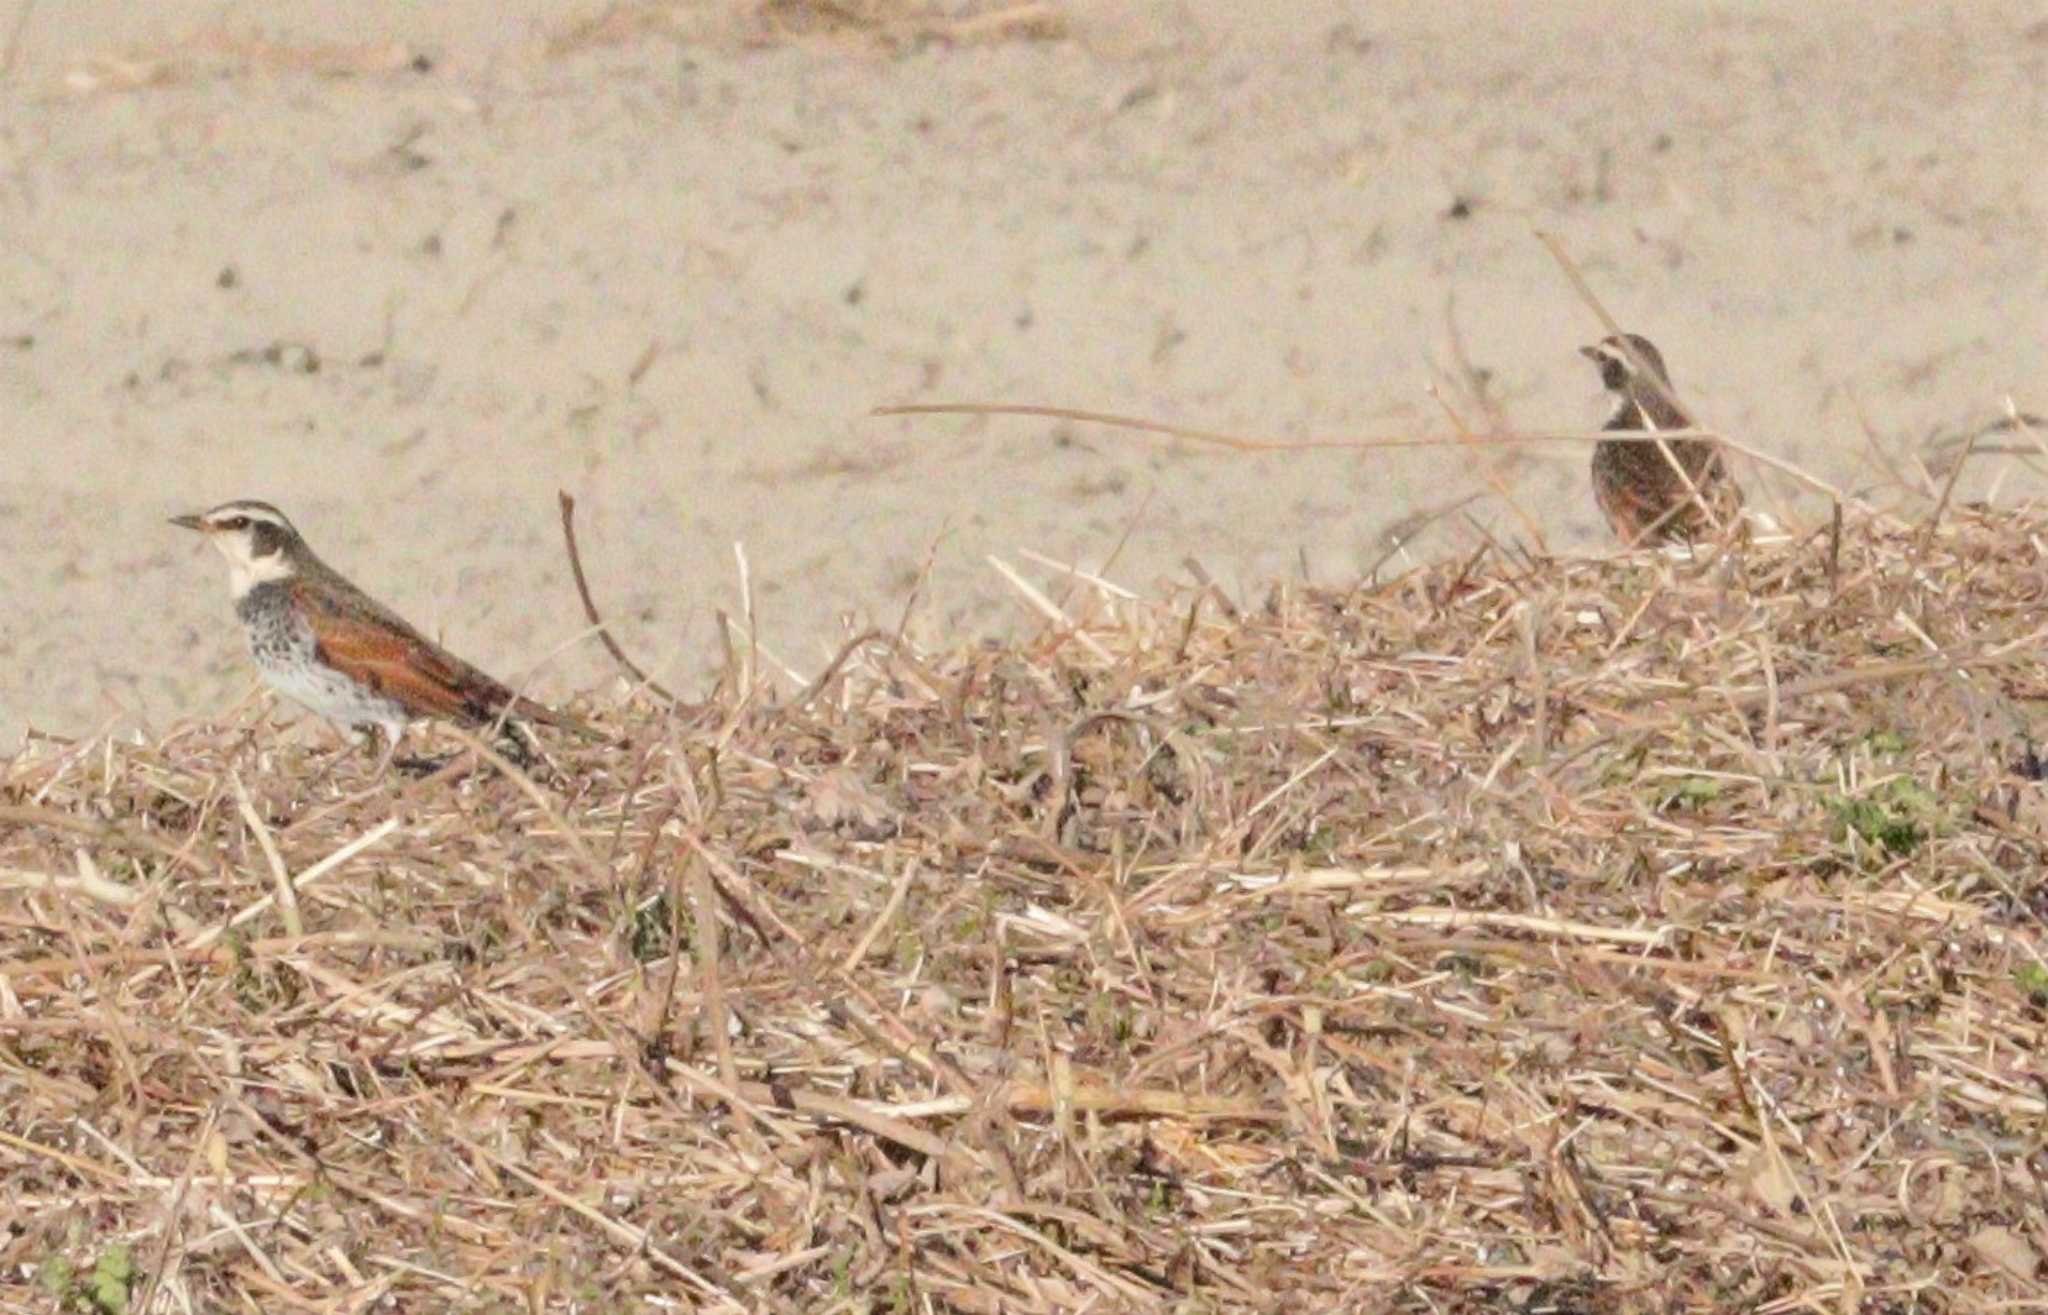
left=1593, top=440, right=1742, bottom=546
left=290, top=578, right=516, bottom=727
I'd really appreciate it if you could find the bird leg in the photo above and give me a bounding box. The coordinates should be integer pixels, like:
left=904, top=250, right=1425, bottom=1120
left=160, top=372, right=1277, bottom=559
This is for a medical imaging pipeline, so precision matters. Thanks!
left=361, top=722, right=445, bottom=778
left=367, top=724, right=402, bottom=777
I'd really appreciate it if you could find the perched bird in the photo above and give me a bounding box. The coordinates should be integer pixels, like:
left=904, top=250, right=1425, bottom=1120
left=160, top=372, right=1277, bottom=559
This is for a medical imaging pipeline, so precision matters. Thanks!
left=1582, top=333, right=1742, bottom=546
left=172, top=499, right=589, bottom=769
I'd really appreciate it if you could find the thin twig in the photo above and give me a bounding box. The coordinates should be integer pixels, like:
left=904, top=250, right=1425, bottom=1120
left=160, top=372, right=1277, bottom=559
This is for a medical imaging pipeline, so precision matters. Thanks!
left=557, top=490, right=677, bottom=704
left=876, top=399, right=1721, bottom=453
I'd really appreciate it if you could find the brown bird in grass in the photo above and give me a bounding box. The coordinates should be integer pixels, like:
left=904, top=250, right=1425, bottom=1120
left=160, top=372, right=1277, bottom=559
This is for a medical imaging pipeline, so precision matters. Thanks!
left=1582, top=333, right=1742, bottom=546
left=172, top=500, right=593, bottom=770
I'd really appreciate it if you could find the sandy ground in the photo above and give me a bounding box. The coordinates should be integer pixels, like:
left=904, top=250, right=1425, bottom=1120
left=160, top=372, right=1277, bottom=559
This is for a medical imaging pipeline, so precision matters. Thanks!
left=1, top=1, right=2042, bottom=746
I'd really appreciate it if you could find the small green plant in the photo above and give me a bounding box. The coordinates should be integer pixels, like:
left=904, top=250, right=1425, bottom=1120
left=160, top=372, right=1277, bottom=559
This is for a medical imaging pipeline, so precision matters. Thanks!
left=38, top=1243, right=136, bottom=1314
left=229, top=927, right=301, bottom=1012
left=34, top=1257, right=73, bottom=1305
left=88, top=1248, right=137, bottom=1315
left=1661, top=776, right=1722, bottom=810
left=1299, top=823, right=1341, bottom=860
left=2015, top=962, right=2048, bottom=1005
left=1829, top=779, right=1940, bottom=858
left=626, top=890, right=675, bottom=962
left=1832, top=797, right=1920, bottom=855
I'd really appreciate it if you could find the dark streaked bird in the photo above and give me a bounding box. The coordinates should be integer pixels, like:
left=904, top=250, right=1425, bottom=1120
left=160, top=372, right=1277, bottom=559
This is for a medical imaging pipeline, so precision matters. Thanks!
left=1582, top=333, right=1742, bottom=546
left=171, top=500, right=588, bottom=768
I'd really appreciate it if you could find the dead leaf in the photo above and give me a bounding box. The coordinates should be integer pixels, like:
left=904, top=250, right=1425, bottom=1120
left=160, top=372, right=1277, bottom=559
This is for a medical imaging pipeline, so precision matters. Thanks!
left=1968, top=1225, right=2040, bottom=1281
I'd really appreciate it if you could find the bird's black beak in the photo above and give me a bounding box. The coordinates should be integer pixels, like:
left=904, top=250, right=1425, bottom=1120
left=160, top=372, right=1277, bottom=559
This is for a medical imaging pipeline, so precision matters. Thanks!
left=1577, top=344, right=1602, bottom=362
left=169, top=513, right=205, bottom=532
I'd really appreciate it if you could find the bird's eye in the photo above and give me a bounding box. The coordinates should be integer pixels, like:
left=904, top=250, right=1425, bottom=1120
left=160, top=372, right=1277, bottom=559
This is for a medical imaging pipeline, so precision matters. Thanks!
left=222, top=516, right=250, bottom=530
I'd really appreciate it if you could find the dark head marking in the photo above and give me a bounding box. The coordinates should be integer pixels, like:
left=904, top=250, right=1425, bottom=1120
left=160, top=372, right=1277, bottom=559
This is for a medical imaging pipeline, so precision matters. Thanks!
left=202, top=501, right=296, bottom=554
left=1581, top=333, right=1671, bottom=393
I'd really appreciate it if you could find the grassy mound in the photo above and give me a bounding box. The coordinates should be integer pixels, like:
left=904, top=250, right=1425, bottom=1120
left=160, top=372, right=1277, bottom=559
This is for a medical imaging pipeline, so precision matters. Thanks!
left=4, top=505, right=2047, bottom=1312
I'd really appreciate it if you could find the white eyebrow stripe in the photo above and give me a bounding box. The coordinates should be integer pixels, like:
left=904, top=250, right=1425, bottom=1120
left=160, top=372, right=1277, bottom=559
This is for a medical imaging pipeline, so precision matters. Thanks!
left=204, top=502, right=293, bottom=530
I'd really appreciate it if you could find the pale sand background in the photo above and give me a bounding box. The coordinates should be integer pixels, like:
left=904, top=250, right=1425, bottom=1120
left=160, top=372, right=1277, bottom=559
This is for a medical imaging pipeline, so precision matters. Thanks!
left=1, top=1, right=2042, bottom=745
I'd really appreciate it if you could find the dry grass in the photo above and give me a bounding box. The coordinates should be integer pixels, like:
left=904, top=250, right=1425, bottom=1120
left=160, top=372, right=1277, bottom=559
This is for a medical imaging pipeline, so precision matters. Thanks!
left=544, top=0, right=1066, bottom=59
left=7, top=498, right=2048, bottom=1313
left=748, top=0, right=1064, bottom=47
left=48, top=1, right=1065, bottom=94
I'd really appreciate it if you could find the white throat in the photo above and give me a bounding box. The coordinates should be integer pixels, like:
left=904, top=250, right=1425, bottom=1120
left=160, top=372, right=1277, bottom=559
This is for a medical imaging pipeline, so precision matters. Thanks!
left=215, top=542, right=295, bottom=598
left=1602, top=387, right=1667, bottom=432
